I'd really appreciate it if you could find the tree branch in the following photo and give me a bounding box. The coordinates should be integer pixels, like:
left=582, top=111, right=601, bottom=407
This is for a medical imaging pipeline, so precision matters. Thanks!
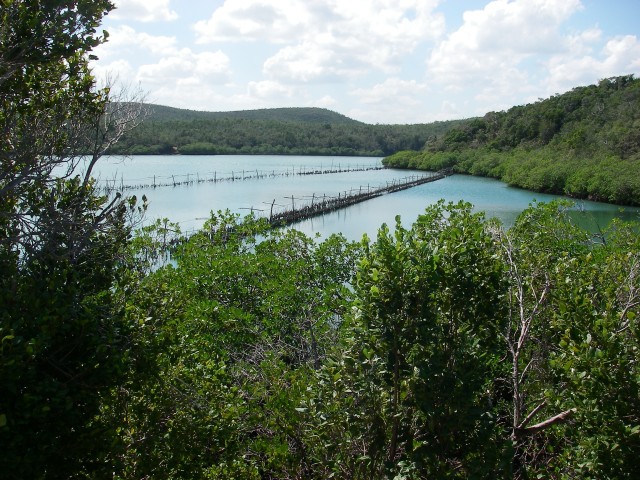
left=514, top=407, right=576, bottom=439
left=517, top=400, right=547, bottom=430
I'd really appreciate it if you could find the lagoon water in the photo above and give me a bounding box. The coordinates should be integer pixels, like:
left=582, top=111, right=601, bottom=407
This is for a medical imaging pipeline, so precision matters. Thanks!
left=94, top=155, right=639, bottom=241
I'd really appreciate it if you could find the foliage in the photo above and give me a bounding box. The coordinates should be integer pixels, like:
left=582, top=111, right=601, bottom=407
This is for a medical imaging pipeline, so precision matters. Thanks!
left=101, top=212, right=361, bottom=478
left=0, top=1, right=148, bottom=478
left=486, top=201, right=640, bottom=479
left=4, top=177, right=638, bottom=479
left=301, top=201, right=509, bottom=478
left=543, top=218, right=640, bottom=478
left=2, top=4, right=639, bottom=477
left=108, top=110, right=465, bottom=157
left=145, top=105, right=363, bottom=124
left=384, top=75, right=640, bottom=206
left=96, top=201, right=639, bottom=479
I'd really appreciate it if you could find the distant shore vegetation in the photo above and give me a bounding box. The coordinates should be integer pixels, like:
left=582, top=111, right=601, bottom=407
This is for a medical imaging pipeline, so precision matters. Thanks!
left=112, top=75, right=640, bottom=206
left=384, top=75, right=640, bottom=206
left=108, top=106, right=465, bottom=157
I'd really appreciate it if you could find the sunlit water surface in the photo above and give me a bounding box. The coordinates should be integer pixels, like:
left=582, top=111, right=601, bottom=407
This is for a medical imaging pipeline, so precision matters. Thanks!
left=91, top=155, right=639, bottom=241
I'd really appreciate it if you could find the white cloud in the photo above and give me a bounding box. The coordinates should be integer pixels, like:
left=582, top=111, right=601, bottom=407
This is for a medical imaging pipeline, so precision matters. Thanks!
left=247, top=80, right=296, bottom=100
left=424, top=0, right=590, bottom=115
left=546, top=35, right=640, bottom=93
left=349, top=78, right=429, bottom=123
left=599, top=35, right=640, bottom=73
left=473, top=67, right=532, bottom=111
left=96, top=25, right=178, bottom=59
left=90, top=25, right=232, bottom=108
left=111, top=0, right=178, bottom=22
left=168, top=81, right=307, bottom=112
left=428, top=0, right=583, bottom=84
left=440, top=100, right=461, bottom=117
left=315, top=95, right=338, bottom=109
left=91, top=59, right=136, bottom=86
left=263, top=41, right=362, bottom=83
left=196, top=0, right=444, bottom=82
left=352, top=78, right=427, bottom=104
left=91, top=25, right=176, bottom=84
left=138, top=49, right=231, bottom=86
left=226, top=82, right=339, bottom=112
left=194, top=0, right=312, bottom=44
left=93, top=0, right=640, bottom=122
left=565, top=27, right=602, bottom=56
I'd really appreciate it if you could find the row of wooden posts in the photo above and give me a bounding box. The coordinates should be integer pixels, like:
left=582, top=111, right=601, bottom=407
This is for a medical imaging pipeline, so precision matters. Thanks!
left=267, top=170, right=452, bottom=226
left=98, top=164, right=385, bottom=194
left=172, top=169, right=452, bottom=242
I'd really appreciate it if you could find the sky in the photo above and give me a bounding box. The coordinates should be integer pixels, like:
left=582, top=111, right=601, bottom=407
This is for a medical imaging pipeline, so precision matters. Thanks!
left=91, top=0, right=640, bottom=124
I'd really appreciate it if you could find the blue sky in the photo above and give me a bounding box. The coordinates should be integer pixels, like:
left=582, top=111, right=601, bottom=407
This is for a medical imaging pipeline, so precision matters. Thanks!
left=92, top=0, right=640, bottom=124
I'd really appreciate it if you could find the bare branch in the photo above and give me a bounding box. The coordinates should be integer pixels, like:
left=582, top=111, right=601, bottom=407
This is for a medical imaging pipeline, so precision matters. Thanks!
left=517, top=400, right=547, bottom=430
left=82, top=74, right=150, bottom=188
left=514, top=408, right=577, bottom=439
left=616, top=255, right=639, bottom=334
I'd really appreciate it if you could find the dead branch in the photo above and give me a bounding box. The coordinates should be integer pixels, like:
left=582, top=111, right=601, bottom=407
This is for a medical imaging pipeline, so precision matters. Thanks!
left=513, top=408, right=577, bottom=439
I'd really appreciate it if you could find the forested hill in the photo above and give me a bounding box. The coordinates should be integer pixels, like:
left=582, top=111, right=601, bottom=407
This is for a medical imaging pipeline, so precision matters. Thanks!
left=108, top=105, right=465, bottom=156
left=384, top=75, right=640, bottom=206
left=145, top=105, right=363, bottom=124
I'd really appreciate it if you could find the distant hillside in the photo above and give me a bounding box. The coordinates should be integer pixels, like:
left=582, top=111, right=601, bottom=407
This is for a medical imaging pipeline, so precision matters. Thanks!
left=109, top=105, right=465, bottom=157
left=146, top=105, right=363, bottom=125
left=384, top=75, right=640, bottom=206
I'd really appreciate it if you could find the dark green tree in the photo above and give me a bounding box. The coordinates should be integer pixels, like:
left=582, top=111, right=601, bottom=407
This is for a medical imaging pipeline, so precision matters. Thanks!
left=0, top=1, right=146, bottom=478
left=304, top=201, right=508, bottom=478
left=488, top=201, right=640, bottom=479
left=101, top=212, right=360, bottom=479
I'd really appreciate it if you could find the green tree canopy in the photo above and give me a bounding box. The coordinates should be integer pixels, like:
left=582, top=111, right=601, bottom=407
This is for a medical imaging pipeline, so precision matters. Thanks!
left=0, top=2, right=147, bottom=478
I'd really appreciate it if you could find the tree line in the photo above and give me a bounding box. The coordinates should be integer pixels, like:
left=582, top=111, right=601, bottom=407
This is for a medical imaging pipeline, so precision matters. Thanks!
left=108, top=111, right=463, bottom=157
left=1, top=2, right=639, bottom=479
left=384, top=75, right=640, bottom=206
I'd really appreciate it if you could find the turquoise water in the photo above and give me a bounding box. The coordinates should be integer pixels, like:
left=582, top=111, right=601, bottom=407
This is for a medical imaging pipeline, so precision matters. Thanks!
left=93, top=155, right=640, bottom=241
